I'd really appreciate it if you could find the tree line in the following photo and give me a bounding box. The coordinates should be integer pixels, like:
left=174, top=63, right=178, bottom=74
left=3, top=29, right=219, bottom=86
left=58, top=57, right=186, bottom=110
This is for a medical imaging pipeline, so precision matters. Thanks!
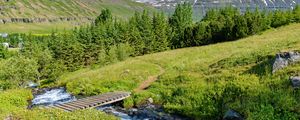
left=0, top=4, right=300, bottom=88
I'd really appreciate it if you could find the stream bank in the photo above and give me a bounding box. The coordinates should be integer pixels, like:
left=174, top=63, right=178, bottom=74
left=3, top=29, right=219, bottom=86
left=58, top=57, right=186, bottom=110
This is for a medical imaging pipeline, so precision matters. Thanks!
left=29, top=87, right=187, bottom=120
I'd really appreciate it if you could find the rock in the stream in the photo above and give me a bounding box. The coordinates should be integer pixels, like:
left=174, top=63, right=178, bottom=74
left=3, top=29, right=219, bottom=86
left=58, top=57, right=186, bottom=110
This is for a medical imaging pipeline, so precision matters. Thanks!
left=272, top=51, right=300, bottom=73
left=223, top=109, right=244, bottom=120
left=290, top=76, right=300, bottom=88
left=27, top=81, right=39, bottom=88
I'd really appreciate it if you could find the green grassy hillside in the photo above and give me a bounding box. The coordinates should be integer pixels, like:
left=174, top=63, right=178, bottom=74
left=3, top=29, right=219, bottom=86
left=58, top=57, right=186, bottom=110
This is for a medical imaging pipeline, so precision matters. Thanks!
left=0, top=0, right=153, bottom=18
left=58, top=23, right=300, bottom=119
left=0, top=0, right=155, bottom=33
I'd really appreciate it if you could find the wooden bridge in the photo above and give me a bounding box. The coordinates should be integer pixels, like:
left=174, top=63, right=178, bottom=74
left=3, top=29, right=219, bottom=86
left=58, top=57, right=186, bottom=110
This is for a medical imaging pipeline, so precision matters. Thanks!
left=52, top=91, right=131, bottom=111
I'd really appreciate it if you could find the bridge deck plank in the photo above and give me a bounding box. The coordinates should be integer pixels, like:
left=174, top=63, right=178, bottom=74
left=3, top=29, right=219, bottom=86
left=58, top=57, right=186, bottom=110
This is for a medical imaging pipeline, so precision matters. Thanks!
left=52, top=92, right=130, bottom=111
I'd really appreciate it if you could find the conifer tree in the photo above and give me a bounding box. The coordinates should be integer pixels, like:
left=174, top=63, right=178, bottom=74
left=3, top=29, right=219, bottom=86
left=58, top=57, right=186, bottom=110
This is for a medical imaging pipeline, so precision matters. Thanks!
left=139, top=10, right=154, bottom=54
left=152, top=12, right=169, bottom=52
left=233, top=14, right=248, bottom=38
left=128, top=12, right=144, bottom=56
left=169, top=3, right=193, bottom=48
left=293, top=5, right=300, bottom=22
left=271, top=10, right=289, bottom=28
left=193, top=22, right=212, bottom=45
left=95, top=9, right=113, bottom=25
left=183, top=25, right=194, bottom=47
left=220, top=7, right=239, bottom=40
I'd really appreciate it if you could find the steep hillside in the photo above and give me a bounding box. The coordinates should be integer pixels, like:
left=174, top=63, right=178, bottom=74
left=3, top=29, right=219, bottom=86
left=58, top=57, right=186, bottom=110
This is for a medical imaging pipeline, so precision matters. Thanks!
left=138, top=0, right=300, bottom=19
left=0, top=0, right=154, bottom=20
left=59, top=23, right=300, bottom=119
left=140, top=0, right=300, bottom=9
left=0, top=0, right=155, bottom=33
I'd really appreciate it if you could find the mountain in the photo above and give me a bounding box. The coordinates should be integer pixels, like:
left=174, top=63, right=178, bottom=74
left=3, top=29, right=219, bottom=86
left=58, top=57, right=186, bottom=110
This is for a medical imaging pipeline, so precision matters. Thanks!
left=137, top=0, right=300, bottom=19
left=139, top=0, right=300, bottom=9
left=0, top=0, right=154, bottom=22
left=0, top=0, right=155, bottom=33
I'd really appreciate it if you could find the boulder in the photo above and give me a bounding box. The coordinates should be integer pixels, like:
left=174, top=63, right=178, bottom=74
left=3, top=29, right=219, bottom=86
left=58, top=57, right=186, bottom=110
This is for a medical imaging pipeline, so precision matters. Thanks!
left=27, top=81, right=39, bottom=88
left=272, top=51, right=300, bottom=73
left=223, top=109, right=244, bottom=120
left=147, top=98, right=154, bottom=104
left=290, top=76, right=300, bottom=88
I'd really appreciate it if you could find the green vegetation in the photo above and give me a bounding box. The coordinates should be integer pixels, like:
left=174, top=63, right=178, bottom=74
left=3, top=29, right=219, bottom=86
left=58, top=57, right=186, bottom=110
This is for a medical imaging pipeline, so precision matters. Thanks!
left=0, top=89, right=32, bottom=119
left=61, top=23, right=300, bottom=119
left=10, top=109, right=116, bottom=120
left=0, top=89, right=115, bottom=119
left=0, top=22, right=76, bottom=34
left=1, top=3, right=300, bottom=119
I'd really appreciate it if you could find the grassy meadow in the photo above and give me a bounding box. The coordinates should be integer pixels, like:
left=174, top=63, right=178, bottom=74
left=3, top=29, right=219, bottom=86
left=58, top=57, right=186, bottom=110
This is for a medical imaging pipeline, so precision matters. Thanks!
left=1, top=18, right=300, bottom=120
left=58, top=23, right=300, bottom=119
left=0, top=22, right=80, bottom=34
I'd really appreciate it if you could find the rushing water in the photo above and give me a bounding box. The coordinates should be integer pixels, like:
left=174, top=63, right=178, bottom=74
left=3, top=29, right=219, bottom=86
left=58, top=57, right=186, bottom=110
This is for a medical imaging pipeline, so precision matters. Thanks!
left=31, top=87, right=76, bottom=106
left=31, top=88, right=186, bottom=120
left=97, top=105, right=133, bottom=120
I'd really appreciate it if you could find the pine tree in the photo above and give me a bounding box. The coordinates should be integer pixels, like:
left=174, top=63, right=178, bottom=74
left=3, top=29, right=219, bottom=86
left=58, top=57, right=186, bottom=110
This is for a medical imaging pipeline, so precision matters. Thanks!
left=95, top=9, right=113, bottom=25
left=48, top=33, right=84, bottom=71
left=220, top=7, right=239, bottom=40
left=271, top=10, right=289, bottom=28
left=260, top=10, right=271, bottom=31
left=293, top=5, right=300, bottom=22
left=152, top=12, right=169, bottom=52
left=234, top=14, right=248, bottom=38
left=139, top=10, right=154, bottom=54
left=207, top=10, right=225, bottom=43
left=244, top=8, right=256, bottom=35
left=169, top=3, right=193, bottom=48
left=193, top=22, right=212, bottom=45
left=128, top=12, right=144, bottom=56
left=183, top=25, right=194, bottom=47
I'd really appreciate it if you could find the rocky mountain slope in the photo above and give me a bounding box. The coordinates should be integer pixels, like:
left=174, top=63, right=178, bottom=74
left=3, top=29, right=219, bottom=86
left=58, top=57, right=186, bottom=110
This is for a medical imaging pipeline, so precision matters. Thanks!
left=137, top=0, right=300, bottom=18
left=139, top=0, right=300, bottom=9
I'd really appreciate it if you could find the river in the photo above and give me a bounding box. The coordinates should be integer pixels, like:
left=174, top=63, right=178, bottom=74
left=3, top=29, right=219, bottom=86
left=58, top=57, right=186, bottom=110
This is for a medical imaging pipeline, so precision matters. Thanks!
left=30, top=88, right=186, bottom=120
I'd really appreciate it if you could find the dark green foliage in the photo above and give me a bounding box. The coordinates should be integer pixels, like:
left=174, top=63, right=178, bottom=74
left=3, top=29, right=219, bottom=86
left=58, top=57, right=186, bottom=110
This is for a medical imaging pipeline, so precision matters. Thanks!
left=49, top=34, right=84, bottom=71
left=233, top=14, right=248, bottom=38
left=152, top=12, right=170, bottom=52
left=244, top=9, right=262, bottom=35
left=169, top=3, right=193, bottom=48
left=271, top=10, right=292, bottom=28
left=293, top=5, right=300, bottom=23
left=192, top=22, right=212, bottom=45
left=95, top=9, right=113, bottom=25
left=139, top=10, right=155, bottom=54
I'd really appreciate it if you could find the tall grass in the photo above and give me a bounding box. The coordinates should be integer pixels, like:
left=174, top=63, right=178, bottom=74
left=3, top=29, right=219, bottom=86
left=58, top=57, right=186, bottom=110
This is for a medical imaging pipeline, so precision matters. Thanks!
left=59, top=23, right=300, bottom=119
